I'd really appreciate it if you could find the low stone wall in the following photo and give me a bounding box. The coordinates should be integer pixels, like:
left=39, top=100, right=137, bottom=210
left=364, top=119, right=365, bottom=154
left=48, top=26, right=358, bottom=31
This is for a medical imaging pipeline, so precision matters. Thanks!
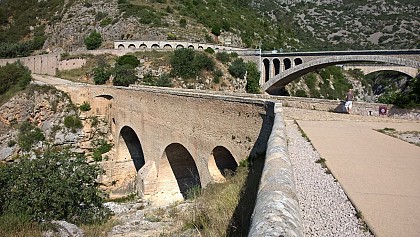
left=272, top=96, right=420, bottom=120
left=249, top=103, right=303, bottom=237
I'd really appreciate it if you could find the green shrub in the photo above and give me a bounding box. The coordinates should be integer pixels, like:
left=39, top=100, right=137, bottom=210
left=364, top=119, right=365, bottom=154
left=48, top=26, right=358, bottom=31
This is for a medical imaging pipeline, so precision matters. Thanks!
left=92, top=139, right=112, bottom=162
left=215, top=52, right=231, bottom=64
left=295, top=89, right=307, bottom=97
left=64, top=116, right=83, bottom=130
left=193, top=53, right=215, bottom=72
left=116, top=55, right=140, bottom=68
left=84, top=31, right=102, bottom=50
left=229, top=58, right=247, bottom=79
left=0, top=62, right=32, bottom=97
left=179, top=18, right=187, bottom=28
left=100, top=17, right=113, bottom=27
left=170, top=49, right=197, bottom=78
left=93, top=66, right=111, bottom=85
left=17, top=122, right=45, bottom=152
left=245, top=62, right=260, bottom=94
left=112, top=64, right=137, bottom=86
left=0, top=149, right=111, bottom=224
left=79, top=101, right=91, bottom=112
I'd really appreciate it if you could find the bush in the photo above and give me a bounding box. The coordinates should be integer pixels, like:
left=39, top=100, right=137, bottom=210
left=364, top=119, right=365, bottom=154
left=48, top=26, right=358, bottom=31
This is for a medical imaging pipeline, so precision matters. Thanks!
left=0, top=62, right=31, bottom=96
left=245, top=62, right=260, bottom=94
left=92, top=139, right=112, bottom=162
left=216, top=52, right=231, bottom=64
left=64, top=116, right=83, bottom=130
left=204, top=47, right=215, bottom=54
left=84, top=31, right=103, bottom=50
left=17, top=122, right=45, bottom=152
left=170, top=49, right=197, bottom=78
left=0, top=149, right=111, bottom=224
left=112, top=64, right=137, bottom=86
left=116, top=55, right=140, bottom=68
left=179, top=18, right=187, bottom=28
left=295, top=89, right=307, bottom=97
left=193, top=53, right=215, bottom=72
left=79, top=101, right=91, bottom=112
left=229, top=58, right=247, bottom=79
left=93, top=66, right=111, bottom=85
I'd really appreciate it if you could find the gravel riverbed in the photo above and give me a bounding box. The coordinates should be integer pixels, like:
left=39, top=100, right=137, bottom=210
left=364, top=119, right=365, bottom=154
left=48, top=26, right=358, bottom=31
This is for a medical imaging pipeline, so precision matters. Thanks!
left=286, top=120, right=373, bottom=237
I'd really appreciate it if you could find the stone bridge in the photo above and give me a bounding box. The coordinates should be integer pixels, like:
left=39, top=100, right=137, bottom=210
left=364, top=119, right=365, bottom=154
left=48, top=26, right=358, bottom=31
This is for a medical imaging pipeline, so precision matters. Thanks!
left=259, top=49, right=420, bottom=94
left=58, top=84, right=274, bottom=205
left=341, top=64, right=418, bottom=78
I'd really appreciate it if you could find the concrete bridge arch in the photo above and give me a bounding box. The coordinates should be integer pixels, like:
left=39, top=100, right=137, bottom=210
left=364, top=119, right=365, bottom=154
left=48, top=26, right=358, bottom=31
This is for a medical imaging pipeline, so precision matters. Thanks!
left=263, top=55, right=420, bottom=94
left=208, top=146, right=238, bottom=183
left=342, top=64, right=418, bottom=78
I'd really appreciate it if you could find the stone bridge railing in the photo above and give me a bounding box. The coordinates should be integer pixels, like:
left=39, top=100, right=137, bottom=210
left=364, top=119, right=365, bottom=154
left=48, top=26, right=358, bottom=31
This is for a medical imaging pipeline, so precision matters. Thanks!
left=248, top=103, right=303, bottom=236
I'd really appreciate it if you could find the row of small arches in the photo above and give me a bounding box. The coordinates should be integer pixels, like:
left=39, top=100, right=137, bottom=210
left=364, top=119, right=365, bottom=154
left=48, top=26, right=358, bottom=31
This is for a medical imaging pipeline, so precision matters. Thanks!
left=263, top=57, right=303, bottom=82
left=117, top=43, right=222, bottom=51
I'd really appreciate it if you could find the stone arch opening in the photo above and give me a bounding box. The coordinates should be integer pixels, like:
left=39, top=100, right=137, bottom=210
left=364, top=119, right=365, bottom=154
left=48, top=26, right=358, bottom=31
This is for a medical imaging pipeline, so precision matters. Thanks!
left=128, top=44, right=136, bottom=49
left=139, top=44, right=147, bottom=49
left=263, top=58, right=270, bottom=82
left=176, top=44, right=184, bottom=49
left=151, top=44, right=160, bottom=49
left=118, top=44, right=125, bottom=49
left=273, top=58, right=281, bottom=75
left=188, top=45, right=194, bottom=49
left=208, top=146, right=238, bottom=183
left=284, top=58, right=292, bottom=70
left=294, top=58, right=303, bottom=66
left=198, top=46, right=204, bottom=50
left=163, top=44, right=172, bottom=49
left=157, top=143, right=201, bottom=199
left=118, top=126, right=145, bottom=172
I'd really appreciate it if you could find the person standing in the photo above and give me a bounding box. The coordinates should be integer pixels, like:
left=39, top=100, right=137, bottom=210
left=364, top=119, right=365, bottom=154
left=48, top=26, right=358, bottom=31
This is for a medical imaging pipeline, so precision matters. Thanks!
left=344, top=89, right=354, bottom=114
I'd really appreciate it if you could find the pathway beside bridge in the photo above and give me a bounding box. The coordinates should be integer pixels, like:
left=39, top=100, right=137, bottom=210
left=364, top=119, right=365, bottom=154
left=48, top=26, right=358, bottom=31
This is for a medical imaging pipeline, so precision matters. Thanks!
left=286, top=107, right=420, bottom=237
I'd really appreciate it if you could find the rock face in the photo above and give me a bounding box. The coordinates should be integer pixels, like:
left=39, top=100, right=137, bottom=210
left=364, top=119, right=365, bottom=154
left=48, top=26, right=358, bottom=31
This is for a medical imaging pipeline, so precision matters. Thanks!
left=0, top=84, right=112, bottom=162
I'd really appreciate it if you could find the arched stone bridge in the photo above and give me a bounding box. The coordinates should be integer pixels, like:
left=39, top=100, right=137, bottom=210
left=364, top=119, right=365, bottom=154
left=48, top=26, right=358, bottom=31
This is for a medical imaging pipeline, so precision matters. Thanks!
left=341, top=64, right=418, bottom=78
left=59, top=84, right=274, bottom=205
left=259, top=50, right=420, bottom=94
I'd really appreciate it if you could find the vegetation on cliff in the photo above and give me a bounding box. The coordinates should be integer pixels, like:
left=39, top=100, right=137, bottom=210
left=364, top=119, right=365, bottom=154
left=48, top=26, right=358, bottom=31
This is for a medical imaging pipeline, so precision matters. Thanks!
left=0, top=61, right=32, bottom=104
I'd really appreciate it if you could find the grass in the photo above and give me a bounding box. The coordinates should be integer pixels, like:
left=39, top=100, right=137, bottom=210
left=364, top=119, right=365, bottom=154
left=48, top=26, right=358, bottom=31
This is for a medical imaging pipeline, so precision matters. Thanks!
left=0, top=214, right=44, bottom=237
left=162, top=165, right=249, bottom=236
left=80, top=220, right=119, bottom=237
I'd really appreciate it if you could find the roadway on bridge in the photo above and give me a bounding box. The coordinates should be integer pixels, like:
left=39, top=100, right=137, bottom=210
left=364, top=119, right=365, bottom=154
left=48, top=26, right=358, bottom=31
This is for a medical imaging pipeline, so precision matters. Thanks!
left=296, top=119, right=420, bottom=237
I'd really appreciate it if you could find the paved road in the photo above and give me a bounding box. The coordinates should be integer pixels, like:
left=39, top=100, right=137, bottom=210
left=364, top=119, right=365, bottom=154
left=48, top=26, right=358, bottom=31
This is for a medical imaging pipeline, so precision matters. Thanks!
left=297, top=120, right=420, bottom=237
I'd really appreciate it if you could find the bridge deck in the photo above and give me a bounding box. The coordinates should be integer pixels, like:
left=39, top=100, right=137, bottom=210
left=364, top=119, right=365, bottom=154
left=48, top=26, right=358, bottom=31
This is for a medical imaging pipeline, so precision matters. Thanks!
left=296, top=119, right=420, bottom=237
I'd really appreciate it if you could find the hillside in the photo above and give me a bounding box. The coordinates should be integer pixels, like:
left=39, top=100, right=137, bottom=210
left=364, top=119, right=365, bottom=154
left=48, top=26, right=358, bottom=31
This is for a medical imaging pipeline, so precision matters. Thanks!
left=0, top=0, right=418, bottom=56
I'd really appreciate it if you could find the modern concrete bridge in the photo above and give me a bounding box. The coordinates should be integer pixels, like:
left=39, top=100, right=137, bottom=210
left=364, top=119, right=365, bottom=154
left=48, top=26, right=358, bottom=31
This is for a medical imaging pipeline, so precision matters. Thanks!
left=259, top=49, right=420, bottom=94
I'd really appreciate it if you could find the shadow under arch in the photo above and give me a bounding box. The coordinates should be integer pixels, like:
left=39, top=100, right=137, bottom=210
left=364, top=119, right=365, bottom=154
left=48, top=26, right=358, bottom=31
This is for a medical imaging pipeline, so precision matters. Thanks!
left=208, top=146, right=238, bottom=183
left=158, top=143, right=201, bottom=199
left=118, top=126, right=145, bottom=172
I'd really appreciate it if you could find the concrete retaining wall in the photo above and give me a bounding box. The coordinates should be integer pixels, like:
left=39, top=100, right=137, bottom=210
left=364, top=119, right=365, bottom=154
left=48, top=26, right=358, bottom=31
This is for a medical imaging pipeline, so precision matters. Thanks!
left=249, top=103, right=303, bottom=237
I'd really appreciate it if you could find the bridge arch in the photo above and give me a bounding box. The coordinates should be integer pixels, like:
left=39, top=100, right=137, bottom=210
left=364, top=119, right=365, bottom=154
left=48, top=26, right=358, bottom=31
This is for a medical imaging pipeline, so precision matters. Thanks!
left=139, top=44, right=147, bottom=49
left=128, top=44, right=136, bottom=49
left=263, top=58, right=270, bottom=82
left=157, top=143, right=201, bottom=200
left=151, top=44, right=160, bottom=49
left=118, top=44, right=125, bottom=49
left=263, top=55, right=420, bottom=94
left=283, top=58, right=292, bottom=70
left=188, top=45, right=194, bottom=49
left=163, top=44, right=172, bottom=49
left=176, top=44, right=184, bottom=49
left=117, top=126, right=145, bottom=171
left=273, top=58, right=281, bottom=76
left=294, top=58, right=303, bottom=66
left=208, top=146, right=238, bottom=183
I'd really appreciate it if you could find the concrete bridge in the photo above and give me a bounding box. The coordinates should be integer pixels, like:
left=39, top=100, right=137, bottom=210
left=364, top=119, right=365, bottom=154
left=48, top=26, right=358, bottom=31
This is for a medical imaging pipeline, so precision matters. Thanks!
left=259, top=49, right=420, bottom=94
left=341, top=64, right=418, bottom=78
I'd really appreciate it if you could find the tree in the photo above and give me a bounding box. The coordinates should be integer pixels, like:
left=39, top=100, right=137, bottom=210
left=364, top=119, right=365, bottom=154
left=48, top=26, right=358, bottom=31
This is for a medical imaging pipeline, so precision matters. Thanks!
left=245, top=62, right=261, bottom=94
left=0, top=149, right=111, bottom=224
left=170, top=49, right=197, bottom=78
left=113, top=64, right=137, bottom=86
left=116, top=54, right=140, bottom=68
left=93, top=66, right=111, bottom=85
left=84, top=31, right=103, bottom=50
left=229, top=58, right=247, bottom=79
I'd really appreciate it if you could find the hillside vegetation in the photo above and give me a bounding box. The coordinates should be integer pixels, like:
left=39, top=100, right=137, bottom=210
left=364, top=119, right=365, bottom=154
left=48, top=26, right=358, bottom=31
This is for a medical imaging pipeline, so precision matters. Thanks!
left=0, top=0, right=418, bottom=56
